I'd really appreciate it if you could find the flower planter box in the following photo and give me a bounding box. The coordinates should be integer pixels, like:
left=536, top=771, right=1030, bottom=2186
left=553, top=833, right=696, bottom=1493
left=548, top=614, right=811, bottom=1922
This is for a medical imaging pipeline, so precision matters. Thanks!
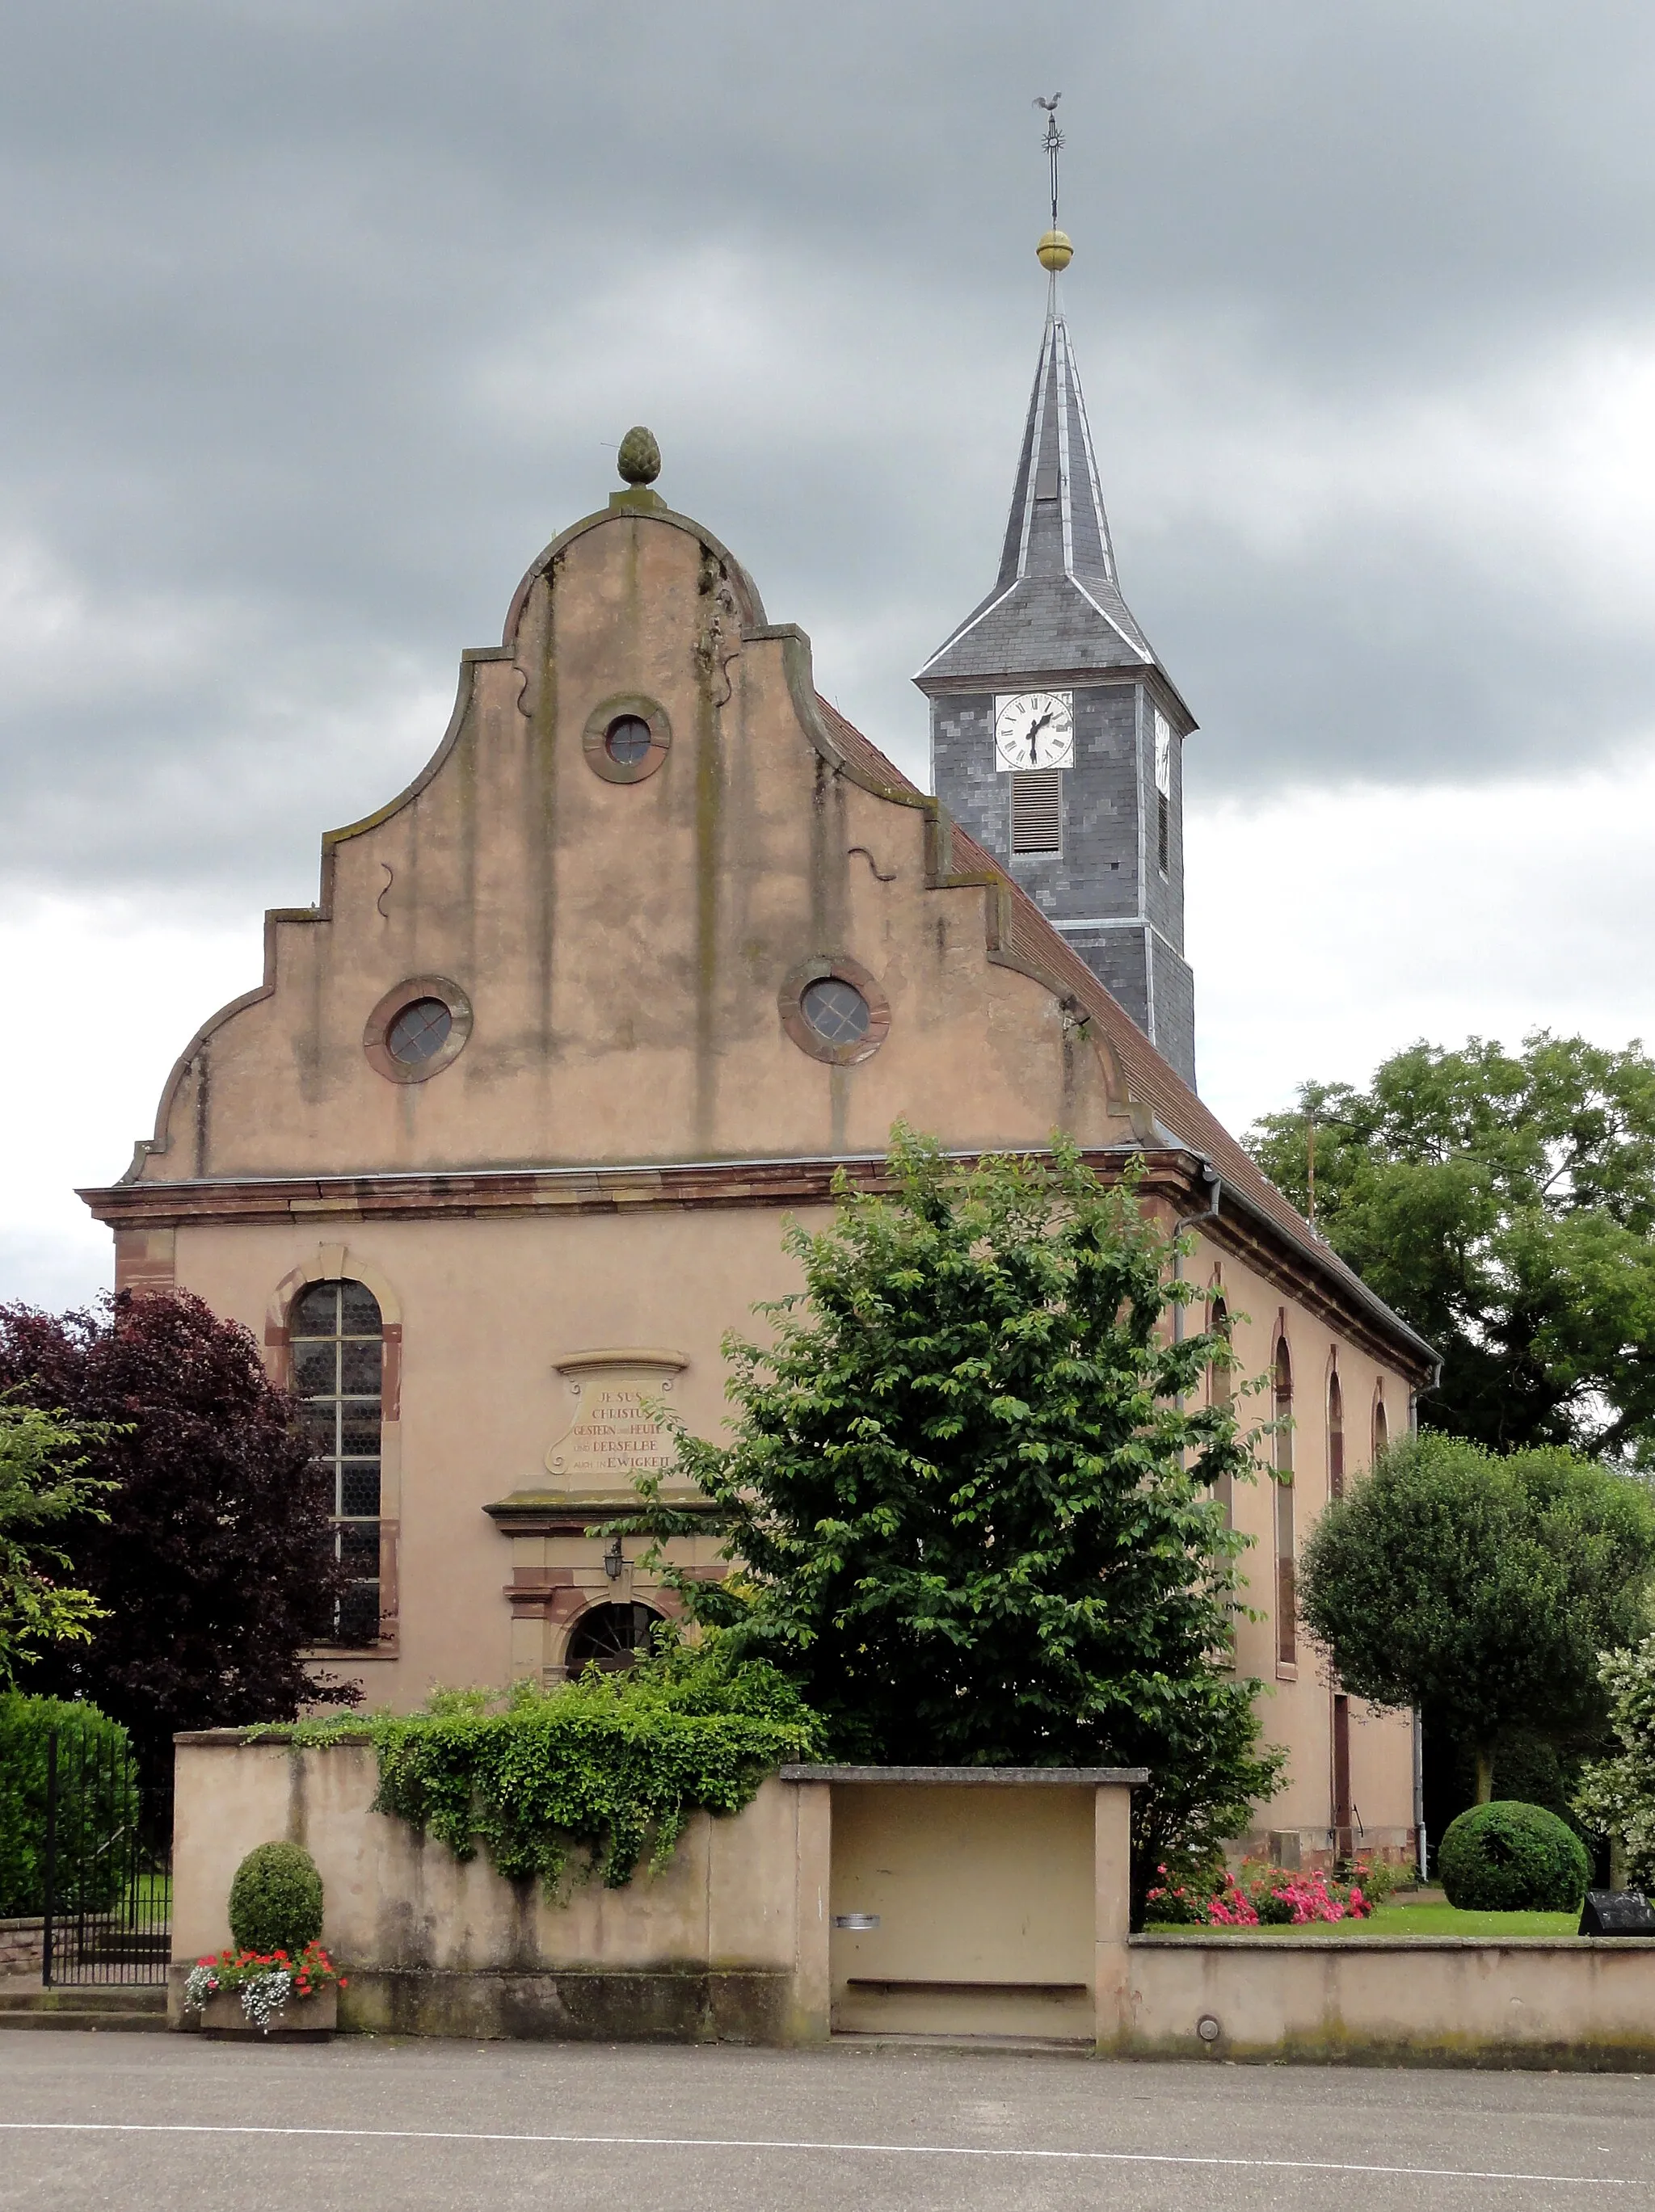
left=198, top=1984, right=336, bottom=2041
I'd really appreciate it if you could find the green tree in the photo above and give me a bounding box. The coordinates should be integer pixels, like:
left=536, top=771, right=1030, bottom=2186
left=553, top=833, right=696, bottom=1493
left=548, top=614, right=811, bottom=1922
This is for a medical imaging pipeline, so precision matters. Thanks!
left=630, top=1127, right=1284, bottom=1912
left=0, top=1291, right=358, bottom=1785
left=0, top=1399, right=112, bottom=1684
left=1244, top=1033, right=1655, bottom=1457
left=1299, top=1432, right=1655, bottom=1803
left=1574, top=1636, right=1655, bottom=1888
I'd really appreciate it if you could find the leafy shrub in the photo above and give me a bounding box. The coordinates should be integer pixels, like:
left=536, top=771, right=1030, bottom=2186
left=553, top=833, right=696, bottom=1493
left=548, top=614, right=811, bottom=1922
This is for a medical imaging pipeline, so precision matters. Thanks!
left=1438, top=1800, right=1589, bottom=1911
left=0, top=1693, right=133, bottom=1916
left=1576, top=1636, right=1655, bottom=1888
left=276, top=1634, right=821, bottom=1894
left=227, top=1841, right=324, bottom=1954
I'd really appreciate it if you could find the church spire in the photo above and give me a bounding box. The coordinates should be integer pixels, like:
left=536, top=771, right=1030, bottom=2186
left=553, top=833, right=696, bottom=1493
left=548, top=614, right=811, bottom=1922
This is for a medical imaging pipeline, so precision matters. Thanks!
left=914, top=128, right=1177, bottom=695
left=916, top=101, right=1199, bottom=1092
left=1000, top=96, right=1120, bottom=589
left=995, top=300, right=1120, bottom=592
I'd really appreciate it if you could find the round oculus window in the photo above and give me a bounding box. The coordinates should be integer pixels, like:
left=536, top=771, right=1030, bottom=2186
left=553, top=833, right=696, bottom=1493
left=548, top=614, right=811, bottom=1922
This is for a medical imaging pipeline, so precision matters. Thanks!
left=362, top=974, right=473, bottom=1084
left=582, top=693, right=671, bottom=783
left=800, top=975, right=870, bottom=1046
left=604, top=714, right=653, bottom=767
left=778, top=956, right=890, bottom=1066
left=386, top=997, right=453, bottom=1066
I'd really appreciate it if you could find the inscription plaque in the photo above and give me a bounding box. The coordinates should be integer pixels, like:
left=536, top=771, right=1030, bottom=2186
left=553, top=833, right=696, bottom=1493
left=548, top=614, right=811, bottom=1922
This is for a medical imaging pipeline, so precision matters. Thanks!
left=547, top=1383, right=677, bottom=1480
left=542, top=1348, right=688, bottom=1493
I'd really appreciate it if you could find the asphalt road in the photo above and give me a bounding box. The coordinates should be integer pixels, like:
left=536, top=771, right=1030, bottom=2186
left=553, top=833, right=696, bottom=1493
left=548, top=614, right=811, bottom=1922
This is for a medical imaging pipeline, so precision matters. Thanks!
left=1, top=2033, right=1652, bottom=2211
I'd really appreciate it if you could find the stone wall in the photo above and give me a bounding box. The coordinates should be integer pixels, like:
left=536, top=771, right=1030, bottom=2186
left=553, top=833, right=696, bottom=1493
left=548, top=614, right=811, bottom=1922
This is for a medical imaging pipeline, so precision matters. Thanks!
left=0, top=1917, right=43, bottom=1979
left=1126, top=1932, right=1655, bottom=2070
left=170, top=1736, right=1139, bottom=2045
left=171, top=1735, right=1655, bottom=2067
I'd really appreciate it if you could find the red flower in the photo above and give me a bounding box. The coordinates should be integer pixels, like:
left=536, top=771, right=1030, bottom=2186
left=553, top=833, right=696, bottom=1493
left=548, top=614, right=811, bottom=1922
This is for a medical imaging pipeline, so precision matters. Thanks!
left=339, top=1977, right=348, bottom=1988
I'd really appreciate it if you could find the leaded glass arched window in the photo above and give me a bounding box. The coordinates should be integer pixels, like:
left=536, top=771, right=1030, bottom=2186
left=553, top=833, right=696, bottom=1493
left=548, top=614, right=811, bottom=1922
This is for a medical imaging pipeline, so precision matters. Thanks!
left=1328, top=1368, right=1345, bottom=1501
left=1207, top=1292, right=1233, bottom=1529
left=1274, top=1334, right=1295, bottom=1666
left=291, top=1279, right=382, bottom=1643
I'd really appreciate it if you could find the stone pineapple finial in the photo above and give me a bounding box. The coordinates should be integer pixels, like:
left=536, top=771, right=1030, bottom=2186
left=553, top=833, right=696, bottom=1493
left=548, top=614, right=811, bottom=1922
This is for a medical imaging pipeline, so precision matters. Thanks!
left=617, top=426, right=661, bottom=486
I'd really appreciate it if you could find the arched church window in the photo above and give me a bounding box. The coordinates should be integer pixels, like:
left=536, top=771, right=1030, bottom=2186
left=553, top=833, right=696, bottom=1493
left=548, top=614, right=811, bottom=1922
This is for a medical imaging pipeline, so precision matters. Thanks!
left=1274, top=1333, right=1295, bottom=1666
left=291, top=1279, right=383, bottom=1644
left=1207, top=1292, right=1233, bottom=1530
left=1328, top=1368, right=1345, bottom=1501
left=566, top=1601, right=664, bottom=1676
left=1372, top=1389, right=1389, bottom=1461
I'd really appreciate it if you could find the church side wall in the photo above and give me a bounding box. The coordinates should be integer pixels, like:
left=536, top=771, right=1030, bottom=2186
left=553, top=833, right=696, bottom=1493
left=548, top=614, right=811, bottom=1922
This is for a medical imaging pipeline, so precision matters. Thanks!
left=1184, top=1227, right=1417, bottom=1865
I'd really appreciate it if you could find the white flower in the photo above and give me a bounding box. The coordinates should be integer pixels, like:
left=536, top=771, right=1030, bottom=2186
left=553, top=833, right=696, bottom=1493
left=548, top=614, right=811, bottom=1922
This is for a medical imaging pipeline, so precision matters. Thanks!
left=238, top=1970, right=293, bottom=2033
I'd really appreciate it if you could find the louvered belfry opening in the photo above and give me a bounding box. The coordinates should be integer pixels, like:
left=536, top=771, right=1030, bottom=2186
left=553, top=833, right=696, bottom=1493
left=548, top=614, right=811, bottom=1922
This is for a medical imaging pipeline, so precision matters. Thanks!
left=1010, top=767, right=1062, bottom=853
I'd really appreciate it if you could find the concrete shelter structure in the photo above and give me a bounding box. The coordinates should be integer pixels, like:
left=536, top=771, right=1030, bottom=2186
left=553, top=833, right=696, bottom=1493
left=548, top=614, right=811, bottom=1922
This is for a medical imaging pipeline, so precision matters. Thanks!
left=82, top=389, right=1434, bottom=1864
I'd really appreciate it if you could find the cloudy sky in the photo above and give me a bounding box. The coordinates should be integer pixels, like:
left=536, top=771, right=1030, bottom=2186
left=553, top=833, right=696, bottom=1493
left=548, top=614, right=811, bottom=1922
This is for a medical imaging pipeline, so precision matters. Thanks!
left=6, top=1, right=1655, bottom=1306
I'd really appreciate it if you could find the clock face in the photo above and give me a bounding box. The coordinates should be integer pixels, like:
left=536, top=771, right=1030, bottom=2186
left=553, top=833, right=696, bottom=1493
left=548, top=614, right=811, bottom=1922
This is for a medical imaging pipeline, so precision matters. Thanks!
left=995, top=690, right=1074, bottom=772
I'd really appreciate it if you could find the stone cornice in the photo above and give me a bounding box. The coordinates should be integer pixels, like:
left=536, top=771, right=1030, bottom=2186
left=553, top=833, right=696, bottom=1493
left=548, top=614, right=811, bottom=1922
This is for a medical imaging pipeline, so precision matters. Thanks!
left=79, top=1146, right=1434, bottom=1381
left=80, top=1146, right=1198, bottom=1230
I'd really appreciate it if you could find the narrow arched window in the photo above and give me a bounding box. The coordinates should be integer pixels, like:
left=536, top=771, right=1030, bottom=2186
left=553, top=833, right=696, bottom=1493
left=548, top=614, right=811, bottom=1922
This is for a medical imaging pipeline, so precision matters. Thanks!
left=291, top=1280, right=383, bottom=1644
left=1328, top=1369, right=1345, bottom=1501
left=1207, top=1293, right=1233, bottom=1529
left=1207, top=1296, right=1232, bottom=1410
left=1274, top=1333, right=1295, bottom=1665
left=1372, top=1389, right=1389, bottom=1462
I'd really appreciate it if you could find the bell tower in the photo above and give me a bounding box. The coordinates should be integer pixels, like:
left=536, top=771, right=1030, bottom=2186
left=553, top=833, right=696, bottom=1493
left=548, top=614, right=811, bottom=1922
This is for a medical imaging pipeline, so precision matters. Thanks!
left=915, top=102, right=1198, bottom=1089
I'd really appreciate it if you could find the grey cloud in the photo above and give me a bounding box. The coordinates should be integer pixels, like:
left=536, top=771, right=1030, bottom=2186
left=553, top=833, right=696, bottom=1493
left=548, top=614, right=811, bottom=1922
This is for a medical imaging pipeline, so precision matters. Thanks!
left=4, top=0, right=1655, bottom=898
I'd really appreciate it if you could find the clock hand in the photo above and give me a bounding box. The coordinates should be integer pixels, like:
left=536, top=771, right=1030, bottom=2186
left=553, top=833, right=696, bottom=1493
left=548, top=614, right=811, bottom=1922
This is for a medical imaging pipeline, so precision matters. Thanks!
left=1025, top=709, right=1053, bottom=763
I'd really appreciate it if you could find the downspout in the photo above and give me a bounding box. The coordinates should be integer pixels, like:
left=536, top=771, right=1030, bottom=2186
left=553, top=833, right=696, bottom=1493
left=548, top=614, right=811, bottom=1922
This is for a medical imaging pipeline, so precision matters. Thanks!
left=1410, top=1356, right=1444, bottom=1879
left=1171, top=1161, right=1223, bottom=1344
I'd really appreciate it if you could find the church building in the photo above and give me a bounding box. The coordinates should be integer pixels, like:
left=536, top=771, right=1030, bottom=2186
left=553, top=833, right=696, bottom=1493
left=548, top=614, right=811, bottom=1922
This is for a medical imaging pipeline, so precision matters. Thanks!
left=82, top=221, right=1434, bottom=1870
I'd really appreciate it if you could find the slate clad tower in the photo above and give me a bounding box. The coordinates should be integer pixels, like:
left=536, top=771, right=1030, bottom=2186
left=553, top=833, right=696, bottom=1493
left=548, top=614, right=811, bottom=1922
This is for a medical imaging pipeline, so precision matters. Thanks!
left=916, top=203, right=1198, bottom=1088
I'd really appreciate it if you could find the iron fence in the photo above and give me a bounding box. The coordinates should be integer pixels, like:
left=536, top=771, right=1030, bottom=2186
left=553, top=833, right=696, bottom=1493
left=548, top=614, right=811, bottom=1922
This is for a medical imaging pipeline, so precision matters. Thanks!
left=41, top=1726, right=171, bottom=1986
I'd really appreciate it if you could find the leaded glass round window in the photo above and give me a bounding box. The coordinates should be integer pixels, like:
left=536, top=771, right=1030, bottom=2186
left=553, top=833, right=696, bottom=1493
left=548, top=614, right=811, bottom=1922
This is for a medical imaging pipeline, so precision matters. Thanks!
left=800, top=975, right=870, bottom=1046
left=386, top=997, right=453, bottom=1066
left=604, top=715, right=653, bottom=767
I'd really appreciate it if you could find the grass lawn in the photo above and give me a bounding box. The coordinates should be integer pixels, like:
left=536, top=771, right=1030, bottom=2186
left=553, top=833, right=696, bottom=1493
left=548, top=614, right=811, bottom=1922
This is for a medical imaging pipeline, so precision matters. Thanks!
left=1365, top=1902, right=1580, bottom=1937
left=1143, top=1900, right=1581, bottom=1939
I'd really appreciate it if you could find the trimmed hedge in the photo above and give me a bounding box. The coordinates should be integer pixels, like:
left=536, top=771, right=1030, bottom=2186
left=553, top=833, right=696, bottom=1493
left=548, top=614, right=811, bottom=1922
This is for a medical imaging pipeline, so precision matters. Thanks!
left=227, top=1841, right=324, bottom=1955
left=1438, top=1798, right=1590, bottom=1911
left=0, top=1694, right=134, bottom=1917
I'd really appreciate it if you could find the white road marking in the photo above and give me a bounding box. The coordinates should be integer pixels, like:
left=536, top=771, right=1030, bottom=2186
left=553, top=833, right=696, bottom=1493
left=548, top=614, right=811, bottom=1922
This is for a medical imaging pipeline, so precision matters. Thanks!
left=0, top=2120, right=1632, bottom=2186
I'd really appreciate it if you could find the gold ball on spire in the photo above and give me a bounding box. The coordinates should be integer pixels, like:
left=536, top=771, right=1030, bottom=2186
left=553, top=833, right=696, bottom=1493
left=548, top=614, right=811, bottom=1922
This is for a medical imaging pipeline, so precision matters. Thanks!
left=1036, top=228, right=1074, bottom=272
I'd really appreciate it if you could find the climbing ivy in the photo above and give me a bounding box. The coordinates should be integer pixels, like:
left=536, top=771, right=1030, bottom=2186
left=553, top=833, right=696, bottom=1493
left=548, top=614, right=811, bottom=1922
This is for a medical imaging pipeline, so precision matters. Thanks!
left=267, top=1638, right=819, bottom=1894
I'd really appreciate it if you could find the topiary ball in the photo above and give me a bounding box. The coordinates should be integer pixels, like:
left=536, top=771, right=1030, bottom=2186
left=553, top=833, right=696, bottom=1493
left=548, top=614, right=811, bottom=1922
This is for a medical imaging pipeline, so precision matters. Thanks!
left=227, top=1840, right=324, bottom=1956
left=1438, top=1800, right=1589, bottom=1912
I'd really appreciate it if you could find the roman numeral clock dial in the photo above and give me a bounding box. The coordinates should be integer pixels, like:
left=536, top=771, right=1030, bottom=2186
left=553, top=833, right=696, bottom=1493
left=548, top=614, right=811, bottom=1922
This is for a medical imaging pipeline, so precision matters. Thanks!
left=994, top=690, right=1074, bottom=771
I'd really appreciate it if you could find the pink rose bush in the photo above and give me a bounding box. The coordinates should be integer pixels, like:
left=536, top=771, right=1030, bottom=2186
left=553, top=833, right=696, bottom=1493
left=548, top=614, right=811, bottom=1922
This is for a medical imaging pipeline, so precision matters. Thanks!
left=1146, top=1861, right=1373, bottom=1928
